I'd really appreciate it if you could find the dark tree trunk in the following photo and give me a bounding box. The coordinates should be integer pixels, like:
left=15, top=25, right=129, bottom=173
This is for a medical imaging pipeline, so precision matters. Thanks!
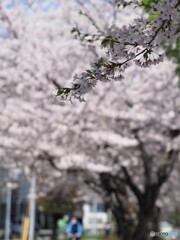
left=112, top=205, right=134, bottom=240
left=98, top=150, right=176, bottom=240
left=111, top=204, right=160, bottom=240
left=110, top=192, right=161, bottom=240
left=133, top=205, right=161, bottom=240
left=134, top=211, right=151, bottom=240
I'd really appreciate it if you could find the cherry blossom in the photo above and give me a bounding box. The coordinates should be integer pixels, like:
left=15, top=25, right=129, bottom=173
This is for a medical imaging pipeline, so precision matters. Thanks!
left=57, top=0, right=180, bottom=101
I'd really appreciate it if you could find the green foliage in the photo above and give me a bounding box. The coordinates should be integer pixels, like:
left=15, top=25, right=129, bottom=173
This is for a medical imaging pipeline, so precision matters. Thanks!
left=139, top=0, right=180, bottom=82
left=165, top=39, right=180, bottom=81
left=148, top=11, right=158, bottom=22
left=37, top=184, right=83, bottom=214
left=138, top=0, right=158, bottom=12
left=79, top=233, right=118, bottom=240
left=168, top=206, right=180, bottom=227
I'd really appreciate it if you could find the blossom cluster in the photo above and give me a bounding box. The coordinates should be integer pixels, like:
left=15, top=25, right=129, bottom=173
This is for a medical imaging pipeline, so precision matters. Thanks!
left=0, top=0, right=179, bottom=208
left=58, top=0, right=179, bottom=101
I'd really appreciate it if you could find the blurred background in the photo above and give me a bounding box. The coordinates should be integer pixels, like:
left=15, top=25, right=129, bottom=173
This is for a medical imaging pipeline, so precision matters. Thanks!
left=0, top=0, right=179, bottom=240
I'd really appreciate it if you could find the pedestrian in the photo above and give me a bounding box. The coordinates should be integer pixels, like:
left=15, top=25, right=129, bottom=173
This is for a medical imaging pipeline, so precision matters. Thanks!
left=57, top=217, right=66, bottom=239
left=104, top=222, right=111, bottom=237
left=66, top=216, right=82, bottom=240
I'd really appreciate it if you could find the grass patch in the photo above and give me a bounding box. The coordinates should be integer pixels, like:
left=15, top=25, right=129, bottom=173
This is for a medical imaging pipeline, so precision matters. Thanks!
left=81, top=233, right=117, bottom=240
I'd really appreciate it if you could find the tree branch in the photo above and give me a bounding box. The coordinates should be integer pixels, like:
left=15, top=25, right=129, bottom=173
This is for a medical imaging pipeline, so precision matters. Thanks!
left=121, top=166, right=142, bottom=204
left=46, top=73, right=62, bottom=89
left=157, top=149, right=179, bottom=187
left=133, top=130, right=152, bottom=186
left=36, top=151, right=64, bottom=172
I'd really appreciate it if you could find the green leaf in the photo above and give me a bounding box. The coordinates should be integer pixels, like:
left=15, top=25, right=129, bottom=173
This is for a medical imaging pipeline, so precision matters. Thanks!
left=86, top=70, right=94, bottom=78
left=56, top=88, right=72, bottom=96
left=115, top=0, right=133, bottom=8
left=138, top=0, right=158, bottom=12
left=71, top=27, right=80, bottom=34
left=122, top=1, right=133, bottom=8
left=95, top=58, right=109, bottom=68
left=101, top=36, right=119, bottom=48
left=86, top=70, right=92, bottom=74
left=148, top=11, right=158, bottom=23
left=143, top=51, right=149, bottom=61
left=79, top=10, right=83, bottom=15
left=101, top=37, right=111, bottom=48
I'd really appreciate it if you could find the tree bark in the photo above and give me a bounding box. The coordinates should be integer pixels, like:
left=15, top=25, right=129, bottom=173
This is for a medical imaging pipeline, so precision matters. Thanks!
left=133, top=204, right=161, bottom=240
left=111, top=203, right=161, bottom=240
left=109, top=184, right=162, bottom=240
left=112, top=204, right=134, bottom=240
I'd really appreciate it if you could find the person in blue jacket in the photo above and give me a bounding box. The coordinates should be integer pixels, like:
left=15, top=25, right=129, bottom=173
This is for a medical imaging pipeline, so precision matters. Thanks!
left=66, top=216, right=82, bottom=240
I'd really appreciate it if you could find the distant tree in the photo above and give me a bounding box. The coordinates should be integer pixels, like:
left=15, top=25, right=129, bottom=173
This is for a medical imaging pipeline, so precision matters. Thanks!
left=0, top=1, right=179, bottom=240
left=37, top=175, right=83, bottom=214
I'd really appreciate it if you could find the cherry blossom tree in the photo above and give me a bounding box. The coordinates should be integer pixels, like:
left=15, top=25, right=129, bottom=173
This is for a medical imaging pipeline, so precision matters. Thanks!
left=0, top=0, right=132, bottom=198
left=51, top=60, right=180, bottom=240
left=0, top=0, right=135, bottom=177
left=0, top=1, right=179, bottom=240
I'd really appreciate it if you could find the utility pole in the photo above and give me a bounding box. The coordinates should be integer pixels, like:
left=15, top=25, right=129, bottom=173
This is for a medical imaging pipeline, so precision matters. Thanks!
left=28, top=175, right=36, bottom=240
left=4, top=169, right=19, bottom=240
left=5, top=183, right=12, bottom=240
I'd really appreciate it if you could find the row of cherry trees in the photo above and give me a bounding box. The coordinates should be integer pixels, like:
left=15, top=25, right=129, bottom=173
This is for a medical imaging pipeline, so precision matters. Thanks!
left=0, top=1, right=179, bottom=240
